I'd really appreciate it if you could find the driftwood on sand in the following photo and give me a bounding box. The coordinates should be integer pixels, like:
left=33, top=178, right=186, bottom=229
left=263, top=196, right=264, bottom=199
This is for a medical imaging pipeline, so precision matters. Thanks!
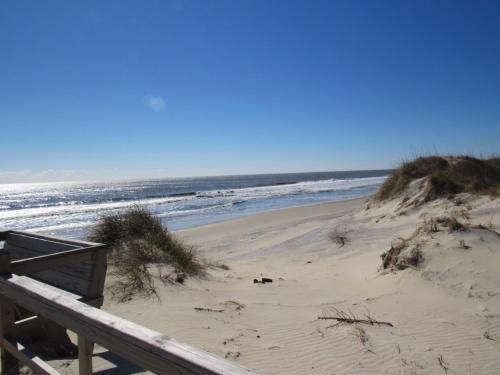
left=318, top=308, right=394, bottom=327
left=194, top=307, right=224, bottom=313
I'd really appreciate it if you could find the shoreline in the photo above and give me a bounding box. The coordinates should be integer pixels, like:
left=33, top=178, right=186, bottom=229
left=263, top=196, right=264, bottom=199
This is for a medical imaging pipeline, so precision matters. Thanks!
left=176, top=197, right=367, bottom=245
left=1, top=171, right=387, bottom=239
left=167, top=194, right=375, bottom=232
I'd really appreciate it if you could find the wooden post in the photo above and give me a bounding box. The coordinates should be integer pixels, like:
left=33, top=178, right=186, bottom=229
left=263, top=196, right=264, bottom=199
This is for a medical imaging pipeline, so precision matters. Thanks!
left=77, top=247, right=105, bottom=375
left=0, top=252, right=18, bottom=374
left=78, top=335, right=93, bottom=375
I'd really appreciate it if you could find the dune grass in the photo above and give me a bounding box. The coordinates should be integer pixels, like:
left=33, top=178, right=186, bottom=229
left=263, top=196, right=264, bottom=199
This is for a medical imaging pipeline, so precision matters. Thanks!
left=89, top=206, right=204, bottom=301
left=329, top=225, right=350, bottom=248
left=380, top=237, right=423, bottom=271
left=376, top=156, right=500, bottom=201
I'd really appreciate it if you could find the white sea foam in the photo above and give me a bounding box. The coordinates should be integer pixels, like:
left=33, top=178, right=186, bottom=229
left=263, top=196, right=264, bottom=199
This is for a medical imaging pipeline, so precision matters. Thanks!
left=0, top=195, right=193, bottom=221
left=0, top=175, right=387, bottom=237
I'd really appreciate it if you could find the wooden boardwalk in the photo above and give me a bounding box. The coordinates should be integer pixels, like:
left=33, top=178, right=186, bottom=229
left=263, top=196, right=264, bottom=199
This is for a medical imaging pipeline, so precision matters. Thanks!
left=0, top=232, right=259, bottom=375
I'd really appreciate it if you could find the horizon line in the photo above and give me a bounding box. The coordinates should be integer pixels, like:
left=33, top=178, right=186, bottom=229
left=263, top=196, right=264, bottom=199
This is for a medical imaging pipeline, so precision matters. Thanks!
left=0, top=167, right=394, bottom=186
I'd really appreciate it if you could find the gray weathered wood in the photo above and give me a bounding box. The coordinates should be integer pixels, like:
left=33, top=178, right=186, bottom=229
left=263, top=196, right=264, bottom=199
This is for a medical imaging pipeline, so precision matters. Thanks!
left=0, top=297, right=18, bottom=375
left=23, top=268, right=91, bottom=296
left=11, top=245, right=105, bottom=275
left=0, top=253, right=18, bottom=374
left=5, top=233, right=93, bottom=295
left=5, top=233, right=79, bottom=257
left=6, top=231, right=100, bottom=248
left=0, top=339, right=60, bottom=375
left=78, top=335, right=93, bottom=375
left=0, top=274, right=259, bottom=375
left=86, top=248, right=107, bottom=298
left=4, top=231, right=107, bottom=300
left=4, top=233, right=93, bottom=291
left=3, top=231, right=108, bottom=361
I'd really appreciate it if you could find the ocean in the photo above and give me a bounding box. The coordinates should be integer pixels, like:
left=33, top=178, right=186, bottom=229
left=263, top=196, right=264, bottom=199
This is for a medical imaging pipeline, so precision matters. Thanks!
left=0, top=170, right=390, bottom=240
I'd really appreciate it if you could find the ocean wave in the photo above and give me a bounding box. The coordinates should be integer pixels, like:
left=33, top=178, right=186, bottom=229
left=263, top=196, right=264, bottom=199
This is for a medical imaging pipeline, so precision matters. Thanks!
left=26, top=220, right=98, bottom=233
left=0, top=174, right=388, bottom=237
left=195, top=176, right=387, bottom=199
left=0, top=194, right=196, bottom=221
left=0, top=175, right=387, bottom=221
left=7, top=200, right=247, bottom=234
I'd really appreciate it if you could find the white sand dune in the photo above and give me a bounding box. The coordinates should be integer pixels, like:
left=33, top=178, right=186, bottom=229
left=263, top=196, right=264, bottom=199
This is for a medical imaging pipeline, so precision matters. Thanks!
left=54, top=191, right=500, bottom=374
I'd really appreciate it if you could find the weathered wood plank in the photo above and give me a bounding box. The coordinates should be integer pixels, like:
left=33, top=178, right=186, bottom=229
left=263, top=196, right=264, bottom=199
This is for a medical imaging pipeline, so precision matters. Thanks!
left=3, top=242, right=94, bottom=293
left=5, top=245, right=93, bottom=269
left=7, top=231, right=100, bottom=248
left=5, top=233, right=107, bottom=297
left=0, top=253, right=18, bottom=374
left=86, top=248, right=107, bottom=301
left=6, top=258, right=90, bottom=297
left=20, top=265, right=93, bottom=283
left=0, top=339, right=60, bottom=375
left=11, top=245, right=105, bottom=275
left=27, top=271, right=90, bottom=296
left=0, top=298, right=18, bottom=375
left=5, top=234, right=79, bottom=256
left=12, top=276, right=102, bottom=332
left=78, top=335, right=93, bottom=375
left=6, top=243, right=93, bottom=273
left=5, top=244, right=57, bottom=261
left=0, top=275, right=259, bottom=375
left=14, top=275, right=82, bottom=300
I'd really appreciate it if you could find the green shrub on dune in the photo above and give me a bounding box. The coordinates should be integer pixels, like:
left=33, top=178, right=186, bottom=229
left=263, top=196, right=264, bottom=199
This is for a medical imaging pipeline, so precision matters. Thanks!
left=89, top=206, right=204, bottom=301
left=376, top=156, right=500, bottom=201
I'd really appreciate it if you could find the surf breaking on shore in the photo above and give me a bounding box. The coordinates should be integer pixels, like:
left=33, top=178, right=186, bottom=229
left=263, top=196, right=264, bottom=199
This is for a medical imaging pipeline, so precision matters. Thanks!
left=0, top=171, right=388, bottom=238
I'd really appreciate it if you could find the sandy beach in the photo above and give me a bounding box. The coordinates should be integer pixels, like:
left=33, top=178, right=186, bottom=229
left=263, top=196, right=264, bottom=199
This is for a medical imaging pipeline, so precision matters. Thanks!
left=4, top=2, right=500, bottom=373
left=51, top=190, right=500, bottom=374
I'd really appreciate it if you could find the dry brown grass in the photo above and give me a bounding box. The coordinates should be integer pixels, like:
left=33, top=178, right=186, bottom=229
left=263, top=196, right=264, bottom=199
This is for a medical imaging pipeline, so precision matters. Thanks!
left=376, top=156, right=500, bottom=202
left=443, top=216, right=468, bottom=232
left=89, top=206, right=206, bottom=302
left=329, top=225, right=350, bottom=247
left=354, top=326, right=371, bottom=352
left=419, top=219, right=440, bottom=235
left=454, top=207, right=471, bottom=220
left=319, top=307, right=394, bottom=327
left=417, top=215, right=470, bottom=237
left=380, top=215, right=472, bottom=271
left=380, top=237, right=423, bottom=270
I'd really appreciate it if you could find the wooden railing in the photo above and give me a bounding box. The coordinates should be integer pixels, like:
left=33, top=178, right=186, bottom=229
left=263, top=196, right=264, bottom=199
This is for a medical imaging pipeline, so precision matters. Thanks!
left=0, top=263, right=259, bottom=374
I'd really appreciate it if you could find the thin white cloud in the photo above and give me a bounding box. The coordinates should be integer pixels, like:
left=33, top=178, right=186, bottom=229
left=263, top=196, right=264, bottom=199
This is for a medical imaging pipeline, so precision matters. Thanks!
left=144, top=94, right=166, bottom=111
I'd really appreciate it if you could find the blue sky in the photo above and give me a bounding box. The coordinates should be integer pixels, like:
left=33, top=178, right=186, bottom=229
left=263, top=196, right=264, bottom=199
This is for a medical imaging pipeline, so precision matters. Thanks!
left=1, top=0, right=499, bottom=183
